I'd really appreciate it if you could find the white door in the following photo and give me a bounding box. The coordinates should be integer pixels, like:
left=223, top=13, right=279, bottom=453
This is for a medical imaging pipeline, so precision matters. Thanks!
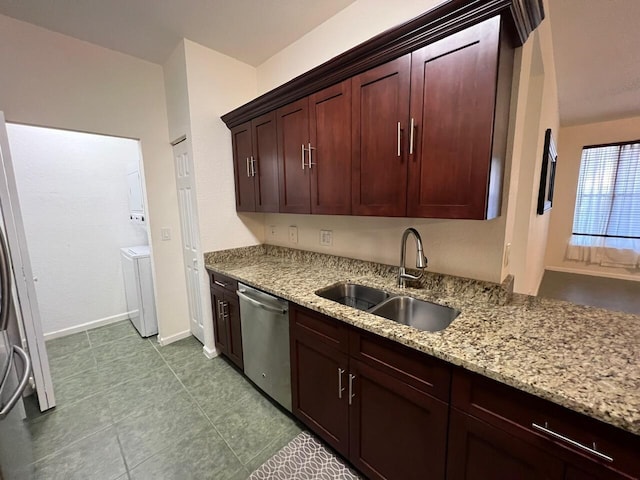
left=0, top=112, right=55, bottom=411
left=173, top=139, right=204, bottom=343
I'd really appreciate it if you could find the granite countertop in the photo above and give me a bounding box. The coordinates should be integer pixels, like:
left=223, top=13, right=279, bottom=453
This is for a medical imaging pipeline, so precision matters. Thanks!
left=204, top=245, right=640, bottom=437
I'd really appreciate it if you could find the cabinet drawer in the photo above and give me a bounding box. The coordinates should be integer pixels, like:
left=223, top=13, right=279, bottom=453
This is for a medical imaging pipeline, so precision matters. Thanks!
left=290, top=305, right=348, bottom=353
left=349, top=328, right=451, bottom=402
left=209, top=271, right=238, bottom=293
left=452, top=368, right=640, bottom=478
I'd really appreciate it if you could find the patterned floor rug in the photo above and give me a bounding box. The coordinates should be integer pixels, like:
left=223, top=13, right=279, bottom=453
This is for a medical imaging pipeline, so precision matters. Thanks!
left=250, top=431, right=362, bottom=479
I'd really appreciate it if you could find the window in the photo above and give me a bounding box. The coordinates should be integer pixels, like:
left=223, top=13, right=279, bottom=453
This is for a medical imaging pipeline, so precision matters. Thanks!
left=572, top=141, right=640, bottom=239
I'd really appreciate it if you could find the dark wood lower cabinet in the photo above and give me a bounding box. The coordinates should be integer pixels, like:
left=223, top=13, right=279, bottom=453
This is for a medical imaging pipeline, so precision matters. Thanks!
left=210, top=273, right=243, bottom=370
left=288, top=303, right=640, bottom=480
left=290, top=304, right=450, bottom=480
left=290, top=334, right=349, bottom=456
left=349, top=359, right=448, bottom=480
left=447, top=409, right=564, bottom=480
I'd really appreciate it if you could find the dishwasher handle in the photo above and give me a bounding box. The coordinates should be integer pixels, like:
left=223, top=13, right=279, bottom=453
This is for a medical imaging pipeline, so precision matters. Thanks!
left=237, top=290, right=287, bottom=315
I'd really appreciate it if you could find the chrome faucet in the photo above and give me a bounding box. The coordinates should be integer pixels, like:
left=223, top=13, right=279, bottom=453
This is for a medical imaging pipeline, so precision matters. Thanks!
left=398, top=228, right=427, bottom=288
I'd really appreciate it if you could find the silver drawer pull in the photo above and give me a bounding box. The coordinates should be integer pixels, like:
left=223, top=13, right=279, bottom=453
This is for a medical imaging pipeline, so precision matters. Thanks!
left=348, top=373, right=356, bottom=405
left=531, top=422, right=613, bottom=463
left=214, top=280, right=227, bottom=288
left=338, top=368, right=345, bottom=399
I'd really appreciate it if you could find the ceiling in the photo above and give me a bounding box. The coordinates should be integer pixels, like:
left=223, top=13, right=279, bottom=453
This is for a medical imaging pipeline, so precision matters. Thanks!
left=548, top=0, right=640, bottom=125
left=0, top=0, right=355, bottom=66
left=1, top=0, right=639, bottom=126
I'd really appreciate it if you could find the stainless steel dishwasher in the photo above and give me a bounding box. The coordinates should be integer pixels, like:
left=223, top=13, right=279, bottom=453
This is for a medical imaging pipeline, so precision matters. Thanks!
left=237, top=283, right=291, bottom=412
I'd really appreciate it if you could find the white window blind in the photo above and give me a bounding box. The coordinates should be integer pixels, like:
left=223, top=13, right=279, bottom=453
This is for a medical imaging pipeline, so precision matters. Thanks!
left=572, top=141, right=640, bottom=239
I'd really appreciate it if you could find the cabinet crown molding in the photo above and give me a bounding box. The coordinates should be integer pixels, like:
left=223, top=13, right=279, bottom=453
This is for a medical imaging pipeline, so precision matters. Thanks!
left=221, top=0, right=544, bottom=129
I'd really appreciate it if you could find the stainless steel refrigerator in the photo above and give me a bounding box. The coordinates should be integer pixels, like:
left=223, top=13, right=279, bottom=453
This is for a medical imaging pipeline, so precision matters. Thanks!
left=0, top=112, right=55, bottom=478
left=0, top=227, right=34, bottom=479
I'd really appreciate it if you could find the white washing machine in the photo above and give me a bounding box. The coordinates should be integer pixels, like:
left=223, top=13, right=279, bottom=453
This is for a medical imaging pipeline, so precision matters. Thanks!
left=120, top=246, right=157, bottom=337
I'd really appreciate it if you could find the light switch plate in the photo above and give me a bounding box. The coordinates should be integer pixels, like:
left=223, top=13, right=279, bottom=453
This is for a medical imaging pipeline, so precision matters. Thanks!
left=288, top=226, right=298, bottom=244
left=320, top=229, right=333, bottom=246
left=161, top=228, right=171, bottom=241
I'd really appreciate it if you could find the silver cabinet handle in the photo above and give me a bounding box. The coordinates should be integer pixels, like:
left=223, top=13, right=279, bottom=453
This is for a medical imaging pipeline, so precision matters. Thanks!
left=222, top=301, right=229, bottom=320
left=214, top=280, right=227, bottom=288
left=217, top=300, right=224, bottom=320
left=246, top=157, right=251, bottom=177
left=250, top=156, right=256, bottom=177
left=307, top=143, right=315, bottom=168
left=348, top=373, right=356, bottom=405
left=338, top=368, right=345, bottom=399
left=531, top=422, right=613, bottom=463
left=0, top=346, right=32, bottom=420
left=397, top=122, right=401, bottom=157
left=236, top=290, right=287, bottom=315
left=301, top=144, right=306, bottom=170
left=409, top=117, right=415, bottom=155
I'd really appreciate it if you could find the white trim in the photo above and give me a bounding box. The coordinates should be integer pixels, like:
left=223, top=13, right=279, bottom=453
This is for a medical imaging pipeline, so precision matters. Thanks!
left=44, top=312, right=134, bottom=340
left=157, top=329, right=192, bottom=346
left=545, top=265, right=640, bottom=282
left=202, top=345, right=219, bottom=359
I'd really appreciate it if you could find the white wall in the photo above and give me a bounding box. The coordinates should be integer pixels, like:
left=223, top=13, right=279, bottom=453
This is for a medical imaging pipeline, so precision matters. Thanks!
left=545, top=115, right=640, bottom=281
left=163, top=39, right=263, bottom=352
left=0, top=14, right=190, bottom=341
left=503, top=5, right=560, bottom=295
left=7, top=124, right=148, bottom=335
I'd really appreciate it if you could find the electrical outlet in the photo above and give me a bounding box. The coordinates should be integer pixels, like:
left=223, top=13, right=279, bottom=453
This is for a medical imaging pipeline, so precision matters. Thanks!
left=161, top=228, right=171, bottom=241
left=269, top=225, right=277, bottom=237
left=503, top=242, right=511, bottom=267
left=288, top=226, right=298, bottom=244
left=320, top=229, right=333, bottom=246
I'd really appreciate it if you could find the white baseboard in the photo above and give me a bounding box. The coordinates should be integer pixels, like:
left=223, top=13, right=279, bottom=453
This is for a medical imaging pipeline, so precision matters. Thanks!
left=44, top=312, right=134, bottom=340
left=545, top=266, right=640, bottom=282
left=157, top=329, right=192, bottom=346
left=202, top=345, right=219, bottom=359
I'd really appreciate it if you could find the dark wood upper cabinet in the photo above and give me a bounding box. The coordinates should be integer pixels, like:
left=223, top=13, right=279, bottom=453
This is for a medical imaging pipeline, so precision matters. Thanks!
left=251, top=112, right=279, bottom=212
left=230, top=121, right=255, bottom=212
left=407, top=16, right=508, bottom=219
left=309, top=80, right=352, bottom=215
left=277, top=97, right=311, bottom=213
left=230, top=115, right=279, bottom=213
left=352, top=54, right=411, bottom=217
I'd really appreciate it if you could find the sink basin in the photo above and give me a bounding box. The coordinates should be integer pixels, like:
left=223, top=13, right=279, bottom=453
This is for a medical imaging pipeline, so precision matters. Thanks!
left=315, top=283, right=391, bottom=311
left=369, top=296, right=460, bottom=332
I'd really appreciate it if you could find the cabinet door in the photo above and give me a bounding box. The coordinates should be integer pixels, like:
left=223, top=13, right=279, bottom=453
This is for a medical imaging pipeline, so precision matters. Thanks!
left=251, top=112, right=279, bottom=213
left=309, top=80, right=352, bottom=215
left=447, top=409, right=564, bottom=480
left=211, top=287, right=228, bottom=356
left=352, top=54, right=410, bottom=217
left=290, top=333, right=349, bottom=457
left=277, top=97, right=311, bottom=213
left=348, top=359, right=448, bottom=480
left=224, top=294, right=244, bottom=370
left=231, top=121, right=255, bottom=211
left=407, top=17, right=501, bottom=219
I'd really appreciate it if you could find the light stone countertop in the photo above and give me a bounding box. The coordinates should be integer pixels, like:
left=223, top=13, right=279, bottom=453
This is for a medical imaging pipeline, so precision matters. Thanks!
left=204, top=245, right=640, bottom=437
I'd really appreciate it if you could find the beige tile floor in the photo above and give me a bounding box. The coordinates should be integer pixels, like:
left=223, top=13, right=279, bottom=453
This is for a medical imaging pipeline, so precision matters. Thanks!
left=21, top=320, right=301, bottom=479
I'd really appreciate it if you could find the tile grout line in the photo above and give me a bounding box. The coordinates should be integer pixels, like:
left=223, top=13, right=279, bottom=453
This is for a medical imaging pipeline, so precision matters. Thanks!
left=156, top=349, right=248, bottom=470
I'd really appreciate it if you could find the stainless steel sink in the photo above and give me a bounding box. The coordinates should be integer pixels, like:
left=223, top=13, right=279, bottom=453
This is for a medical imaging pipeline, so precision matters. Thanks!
left=369, top=296, right=460, bottom=332
left=315, top=283, right=391, bottom=311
